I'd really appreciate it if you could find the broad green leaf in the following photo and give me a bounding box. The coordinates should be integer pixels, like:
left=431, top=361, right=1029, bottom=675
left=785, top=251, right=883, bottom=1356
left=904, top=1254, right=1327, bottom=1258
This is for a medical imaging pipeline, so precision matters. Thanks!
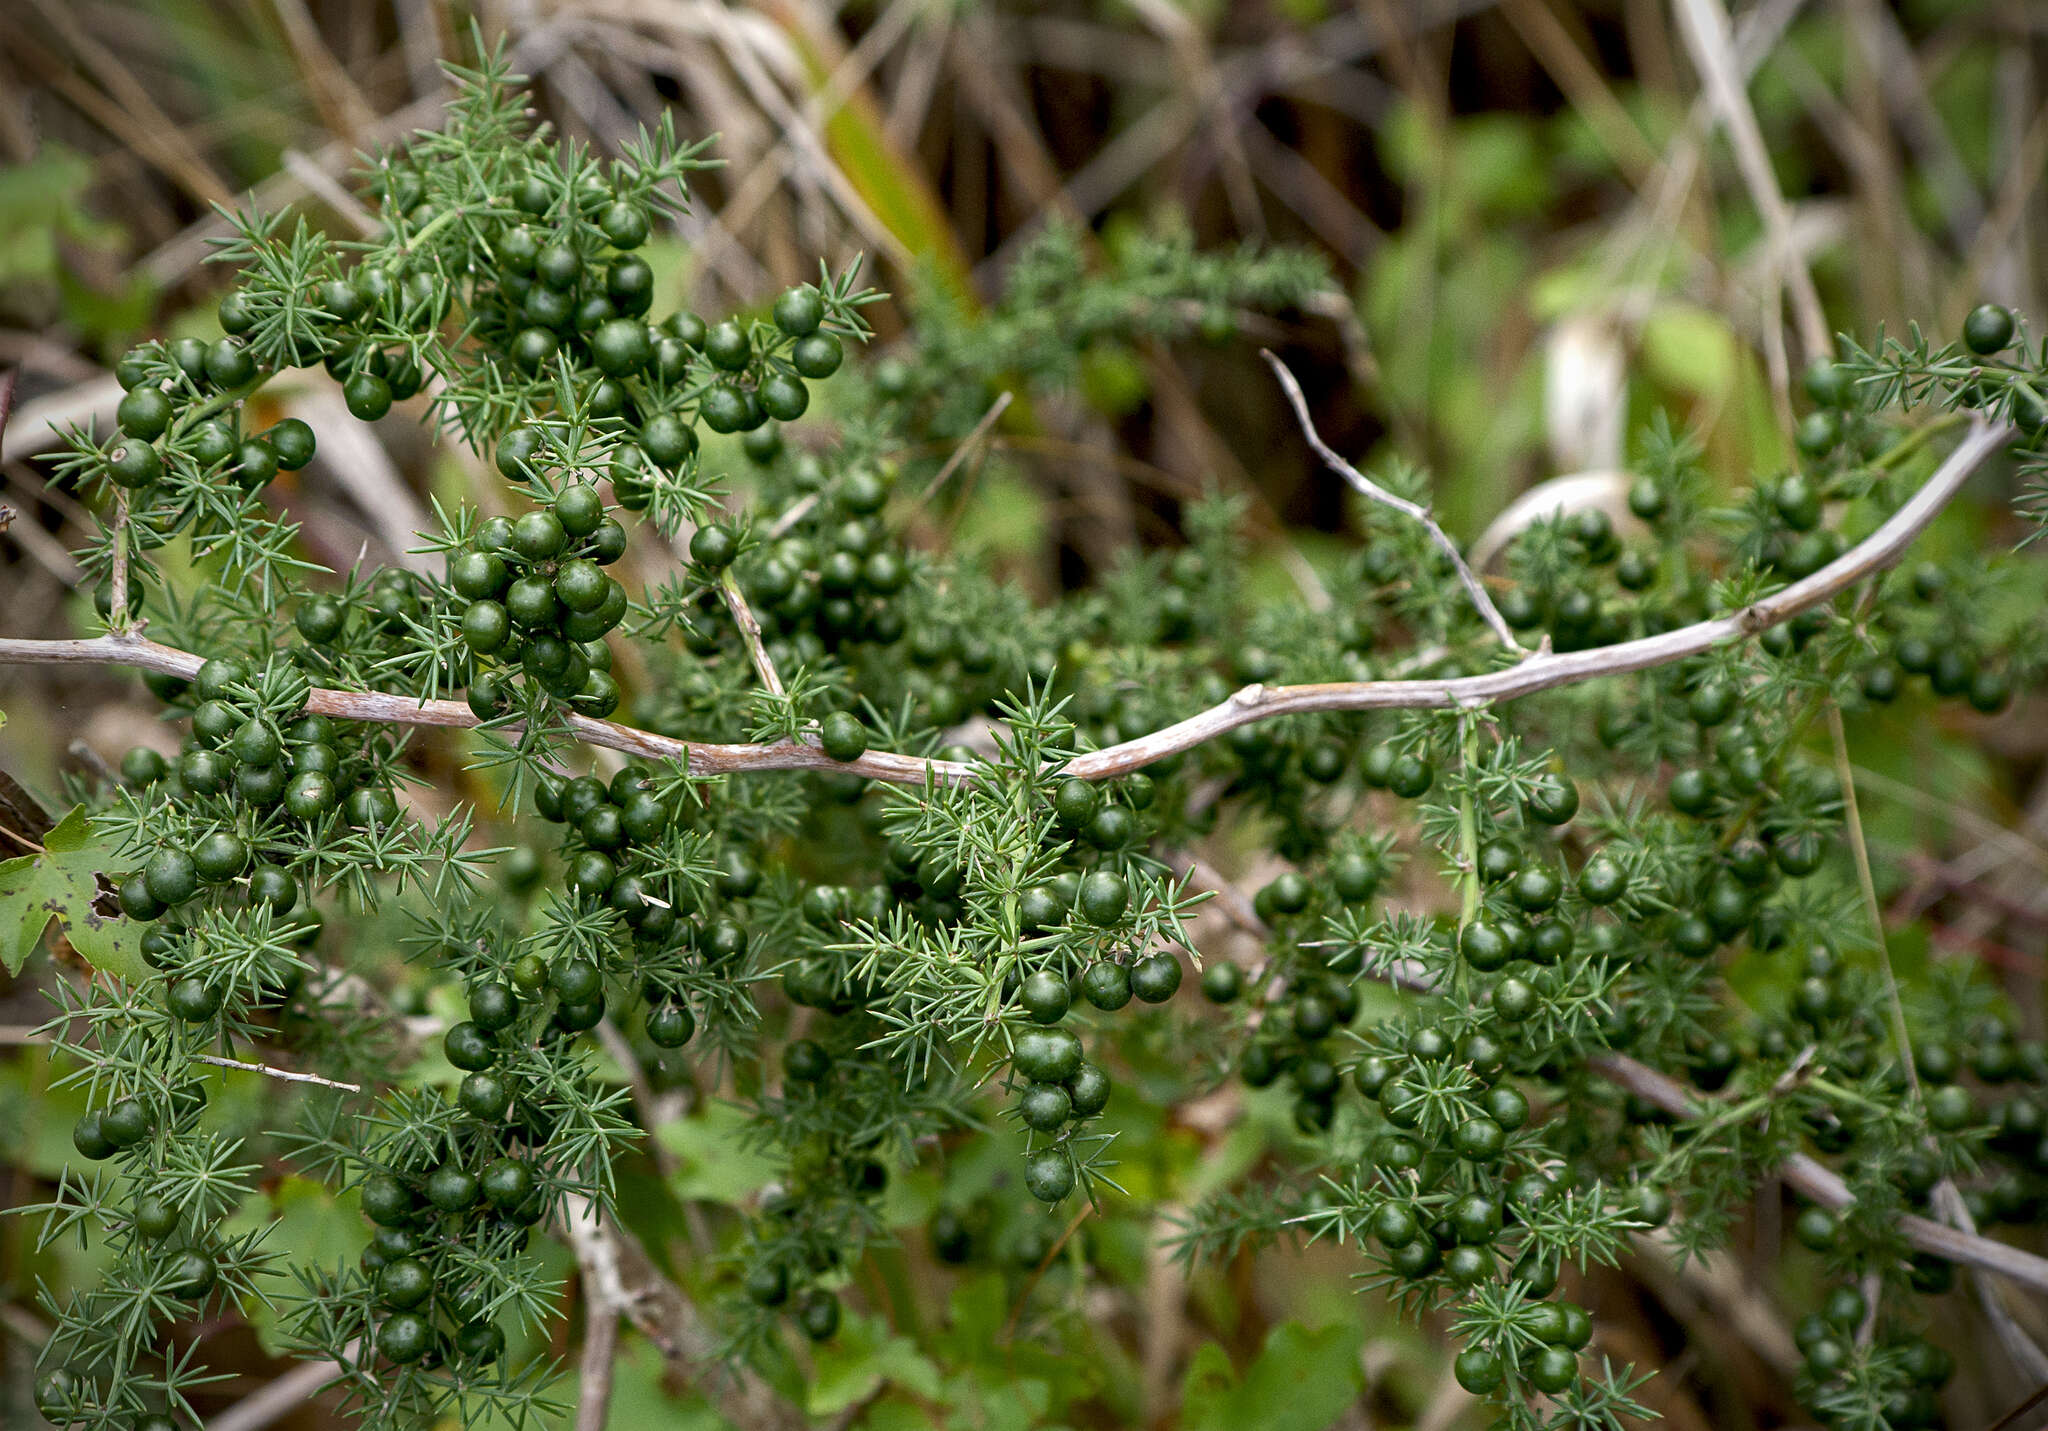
left=805, top=1313, right=943, bottom=1416
left=603, top=1338, right=731, bottom=1430
left=1182, top=1320, right=1366, bottom=1431
left=0, top=806, right=151, bottom=982
left=659, top=1099, right=779, bottom=1204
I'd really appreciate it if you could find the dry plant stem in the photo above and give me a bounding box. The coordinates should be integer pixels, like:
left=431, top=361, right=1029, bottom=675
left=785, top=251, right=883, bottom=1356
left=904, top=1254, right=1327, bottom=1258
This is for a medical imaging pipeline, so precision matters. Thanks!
left=107, top=491, right=131, bottom=635
left=717, top=570, right=784, bottom=698
left=206, top=1343, right=357, bottom=1431
left=574, top=1299, right=620, bottom=1431
left=1592, top=1048, right=2048, bottom=1296
left=1261, top=349, right=1525, bottom=652
left=1670, top=0, right=1831, bottom=360
left=557, top=1192, right=805, bottom=1431
left=0, top=421, right=2012, bottom=786
left=191, top=1053, right=361, bottom=1093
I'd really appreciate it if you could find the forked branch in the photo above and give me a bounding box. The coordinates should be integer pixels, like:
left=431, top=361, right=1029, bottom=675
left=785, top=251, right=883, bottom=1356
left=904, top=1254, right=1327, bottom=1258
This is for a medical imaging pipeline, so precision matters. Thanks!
left=1262, top=348, right=1526, bottom=652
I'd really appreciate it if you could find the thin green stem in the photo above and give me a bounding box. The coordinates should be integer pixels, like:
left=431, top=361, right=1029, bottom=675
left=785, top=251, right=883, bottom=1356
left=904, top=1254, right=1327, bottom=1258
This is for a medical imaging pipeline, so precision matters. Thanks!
left=1825, top=701, right=1922, bottom=1112
left=1875, top=410, right=1969, bottom=471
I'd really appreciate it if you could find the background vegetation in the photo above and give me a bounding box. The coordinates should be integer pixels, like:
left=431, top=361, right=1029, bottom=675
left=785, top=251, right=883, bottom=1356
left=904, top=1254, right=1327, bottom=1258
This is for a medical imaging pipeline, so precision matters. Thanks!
left=1, top=1, right=2045, bottom=1429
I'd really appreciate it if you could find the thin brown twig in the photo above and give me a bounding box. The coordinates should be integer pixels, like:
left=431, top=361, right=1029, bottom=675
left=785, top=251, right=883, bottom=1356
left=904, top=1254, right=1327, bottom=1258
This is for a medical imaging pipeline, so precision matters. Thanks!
left=107, top=490, right=132, bottom=635
left=1592, top=1048, right=2048, bottom=1295
left=206, top=1343, right=357, bottom=1431
left=718, top=570, right=784, bottom=699
left=1262, top=350, right=1525, bottom=651
left=191, top=1054, right=362, bottom=1093
left=765, top=491, right=821, bottom=540
left=999, top=1203, right=1092, bottom=1342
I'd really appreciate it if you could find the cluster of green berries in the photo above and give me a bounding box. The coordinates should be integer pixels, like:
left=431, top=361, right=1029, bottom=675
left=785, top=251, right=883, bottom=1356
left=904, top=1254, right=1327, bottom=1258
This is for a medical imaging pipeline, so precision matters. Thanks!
left=104, top=338, right=316, bottom=493
left=529, top=766, right=697, bottom=947
left=1791, top=1287, right=1954, bottom=1429
left=454, top=482, right=629, bottom=720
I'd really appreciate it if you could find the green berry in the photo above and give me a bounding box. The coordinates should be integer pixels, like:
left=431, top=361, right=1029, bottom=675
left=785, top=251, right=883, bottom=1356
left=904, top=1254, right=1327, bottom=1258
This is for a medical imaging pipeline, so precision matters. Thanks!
left=1964, top=302, right=2016, bottom=355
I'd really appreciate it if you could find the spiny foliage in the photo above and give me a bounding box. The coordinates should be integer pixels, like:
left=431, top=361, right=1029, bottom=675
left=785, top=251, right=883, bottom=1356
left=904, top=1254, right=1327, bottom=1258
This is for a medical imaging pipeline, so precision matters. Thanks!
left=15, top=37, right=2048, bottom=1431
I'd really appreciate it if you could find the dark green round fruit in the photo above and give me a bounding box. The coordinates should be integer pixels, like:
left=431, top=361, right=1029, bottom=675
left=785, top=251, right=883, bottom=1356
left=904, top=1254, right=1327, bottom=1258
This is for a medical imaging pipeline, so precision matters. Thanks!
left=797, top=1289, right=842, bottom=1341
left=343, top=371, right=393, bottom=421
left=134, top=1195, right=180, bottom=1240
left=456, top=1319, right=505, bottom=1363
left=1201, top=962, right=1243, bottom=1004
left=481, top=1157, right=535, bottom=1209
left=774, top=286, right=825, bottom=336
left=820, top=710, right=868, bottom=762
left=1024, top=1148, right=1076, bottom=1203
left=1130, top=953, right=1182, bottom=1003
left=600, top=200, right=649, bottom=248
left=444, top=1021, right=498, bottom=1071
left=247, top=863, right=298, bottom=913
left=378, top=1311, right=433, bottom=1364
left=167, top=977, right=223, bottom=1021
left=1578, top=854, right=1626, bottom=904
left=1081, top=961, right=1131, bottom=1010
left=1525, top=775, right=1579, bottom=825
left=511, top=510, right=567, bottom=561
left=689, top=523, right=737, bottom=570
left=1387, top=754, right=1434, bottom=799
left=1453, top=1347, right=1502, bottom=1394
left=703, top=320, right=751, bottom=371
left=1528, top=1346, right=1578, bottom=1394
left=640, top=413, right=696, bottom=470
left=1053, top=777, right=1101, bottom=827
left=1453, top=1115, right=1506, bottom=1162
left=647, top=1002, right=695, bottom=1048
left=759, top=372, right=809, bottom=421
left=121, top=746, right=168, bottom=785
left=72, top=1112, right=116, bottom=1160
left=378, top=1256, right=433, bottom=1309
left=462, top=601, right=509, bottom=654
left=117, top=386, right=172, bottom=440
left=143, top=847, right=200, bottom=907
left=591, top=317, right=653, bottom=377
left=296, top=595, right=346, bottom=643
left=285, top=771, right=337, bottom=820
left=1019, top=1083, right=1072, bottom=1131
left=551, top=957, right=602, bottom=1004
left=1964, top=302, right=2016, bottom=355
left=107, top=440, right=163, bottom=488
left=1066, top=1062, right=1111, bottom=1117
left=792, top=332, right=842, bottom=378
left=1077, top=870, right=1127, bottom=926
left=459, top=1071, right=512, bottom=1122
left=746, top=1262, right=789, bottom=1306
left=206, top=336, right=257, bottom=388
left=170, top=1250, right=217, bottom=1298
left=469, top=981, right=519, bottom=1032
left=1020, top=970, right=1070, bottom=1024
left=1013, top=1027, right=1083, bottom=1084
